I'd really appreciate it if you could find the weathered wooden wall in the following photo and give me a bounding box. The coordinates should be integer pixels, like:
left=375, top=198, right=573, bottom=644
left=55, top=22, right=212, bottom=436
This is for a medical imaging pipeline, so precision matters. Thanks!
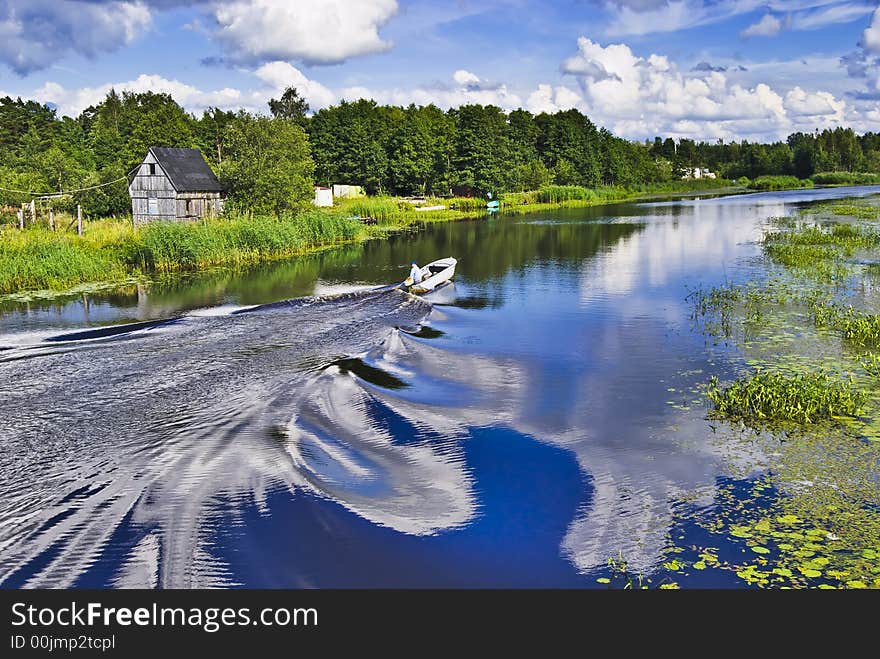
left=130, top=151, right=177, bottom=224
left=129, top=152, right=224, bottom=224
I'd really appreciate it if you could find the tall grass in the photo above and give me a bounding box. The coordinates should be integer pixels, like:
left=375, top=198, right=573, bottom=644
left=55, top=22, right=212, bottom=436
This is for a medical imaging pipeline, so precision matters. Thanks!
left=811, top=172, right=880, bottom=186
left=0, top=211, right=361, bottom=294
left=0, top=228, right=128, bottom=293
left=336, top=197, right=404, bottom=224
left=749, top=176, right=814, bottom=191
left=537, top=186, right=603, bottom=203
left=129, top=212, right=360, bottom=271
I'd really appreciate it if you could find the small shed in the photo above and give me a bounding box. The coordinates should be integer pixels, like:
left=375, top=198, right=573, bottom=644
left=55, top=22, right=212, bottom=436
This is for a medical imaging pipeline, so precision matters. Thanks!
left=332, top=184, right=365, bottom=199
left=313, top=186, right=333, bottom=207
left=129, top=147, right=224, bottom=225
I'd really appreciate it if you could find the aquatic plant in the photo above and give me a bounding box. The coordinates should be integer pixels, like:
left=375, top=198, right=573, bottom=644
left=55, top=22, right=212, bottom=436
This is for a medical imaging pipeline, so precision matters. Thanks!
left=760, top=222, right=877, bottom=283
left=803, top=201, right=880, bottom=221
left=812, top=302, right=880, bottom=345
left=764, top=223, right=878, bottom=249
left=706, top=370, right=866, bottom=426
left=859, top=352, right=880, bottom=378
left=690, top=461, right=880, bottom=589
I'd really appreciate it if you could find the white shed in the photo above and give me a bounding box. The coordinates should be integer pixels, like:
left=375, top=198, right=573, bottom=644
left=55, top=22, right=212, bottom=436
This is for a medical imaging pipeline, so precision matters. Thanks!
left=313, top=186, right=333, bottom=207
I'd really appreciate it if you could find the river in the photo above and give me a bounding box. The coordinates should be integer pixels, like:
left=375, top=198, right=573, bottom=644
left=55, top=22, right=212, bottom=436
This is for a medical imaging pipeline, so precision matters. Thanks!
left=2, top=185, right=880, bottom=588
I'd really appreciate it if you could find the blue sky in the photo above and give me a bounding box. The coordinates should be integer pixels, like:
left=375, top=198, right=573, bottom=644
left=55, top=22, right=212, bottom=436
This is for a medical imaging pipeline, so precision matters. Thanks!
left=0, top=1, right=878, bottom=141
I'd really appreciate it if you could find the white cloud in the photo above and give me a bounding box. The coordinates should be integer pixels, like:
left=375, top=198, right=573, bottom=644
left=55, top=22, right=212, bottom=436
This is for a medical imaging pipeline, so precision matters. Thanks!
left=453, top=70, right=482, bottom=86
left=603, top=1, right=868, bottom=37
left=30, top=67, right=534, bottom=119
left=209, top=0, right=398, bottom=65
left=526, top=84, right=584, bottom=114
left=784, top=86, right=846, bottom=118
left=337, top=71, right=523, bottom=109
left=33, top=74, right=245, bottom=117
left=0, top=0, right=151, bottom=75
left=253, top=61, right=336, bottom=108
left=560, top=36, right=849, bottom=140
left=791, top=3, right=876, bottom=31
left=741, top=14, right=781, bottom=38
left=864, top=7, right=880, bottom=53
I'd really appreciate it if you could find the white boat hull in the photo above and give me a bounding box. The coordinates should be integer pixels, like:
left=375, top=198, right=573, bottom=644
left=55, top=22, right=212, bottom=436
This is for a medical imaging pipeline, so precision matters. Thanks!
left=406, top=257, right=457, bottom=294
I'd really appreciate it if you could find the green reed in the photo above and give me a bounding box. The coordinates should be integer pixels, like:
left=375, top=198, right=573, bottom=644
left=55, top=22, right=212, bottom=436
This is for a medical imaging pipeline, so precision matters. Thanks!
left=707, top=370, right=866, bottom=426
left=812, top=302, right=880, bottom=346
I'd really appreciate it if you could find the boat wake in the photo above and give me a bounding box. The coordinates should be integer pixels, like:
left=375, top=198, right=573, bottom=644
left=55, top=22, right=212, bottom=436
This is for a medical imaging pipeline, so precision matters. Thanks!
left=1, top=284, right=751, bottom=587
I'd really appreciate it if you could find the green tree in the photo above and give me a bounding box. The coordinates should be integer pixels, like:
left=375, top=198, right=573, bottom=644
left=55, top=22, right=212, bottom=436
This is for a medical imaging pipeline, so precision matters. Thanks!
left=197, top=107, right=236, bottom=165
left=268, top=87, right=310, bottom=128
left=450, top=104, right=513, bottom=193
left=553, top=158, right=578, bottom=185
left=308, top=99, right=392, bottom=193
left=220, top=113, right=314, bottom=215
left=512, top=159, right=551, bottom=191
left=536, top=109, right=601, bottom=187
left=388, top=104, right=454, bottom=195
left=121, top=92, right=196, bottom=167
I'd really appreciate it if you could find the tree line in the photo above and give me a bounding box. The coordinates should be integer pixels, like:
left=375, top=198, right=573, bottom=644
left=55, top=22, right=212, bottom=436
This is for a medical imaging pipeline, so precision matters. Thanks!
left=1, top=87, right=879, bottom=218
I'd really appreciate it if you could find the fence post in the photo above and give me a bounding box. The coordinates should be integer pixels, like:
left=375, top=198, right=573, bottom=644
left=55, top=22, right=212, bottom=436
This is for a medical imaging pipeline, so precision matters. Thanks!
left=77, top=204, right=83, bottom=236
left=17, top=207, right=24, bottom=229
left=49, top=208, right=55, bottom=231
left=29, top=199, right=36, bottom=224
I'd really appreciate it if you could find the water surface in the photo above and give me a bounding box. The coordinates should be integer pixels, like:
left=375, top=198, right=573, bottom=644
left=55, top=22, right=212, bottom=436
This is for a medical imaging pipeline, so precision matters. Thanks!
left=2, top=185, right=879, bottom=587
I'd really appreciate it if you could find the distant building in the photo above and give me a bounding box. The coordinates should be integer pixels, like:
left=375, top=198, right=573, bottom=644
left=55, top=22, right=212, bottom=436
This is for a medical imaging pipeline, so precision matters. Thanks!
left=129, top=147, right=224, bottom=225
left=313, top=186, right=333, bottom=207
left=682, top=167, right=717, bottom=180
left=332, top=184, right=365, bottom=199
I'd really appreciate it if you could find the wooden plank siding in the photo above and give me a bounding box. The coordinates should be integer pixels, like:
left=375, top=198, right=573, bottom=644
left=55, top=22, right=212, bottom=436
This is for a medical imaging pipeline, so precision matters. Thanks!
left=129, top=150, right=224, bottom=225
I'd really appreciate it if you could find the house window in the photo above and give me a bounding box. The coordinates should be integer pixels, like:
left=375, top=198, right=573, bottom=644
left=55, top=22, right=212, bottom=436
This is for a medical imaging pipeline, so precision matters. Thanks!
left=148, top=198, right=158, bottom=215
left=148, top=163, right=156, bottom=176
left=185, top=199, right=192, bottom=216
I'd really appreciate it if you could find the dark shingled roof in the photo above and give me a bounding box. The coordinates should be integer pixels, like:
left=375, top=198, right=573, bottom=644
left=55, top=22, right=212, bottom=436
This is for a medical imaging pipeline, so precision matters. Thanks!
left=150, top=147, right=224, bottom=192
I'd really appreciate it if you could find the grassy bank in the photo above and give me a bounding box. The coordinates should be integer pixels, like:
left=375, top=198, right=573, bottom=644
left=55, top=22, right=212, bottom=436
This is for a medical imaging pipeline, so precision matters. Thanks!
left=747, top=175, right=814, bottom=191
left=0, top=211, right=360, bottom=295
left=335, top=179, right=740, bottom=226
left=0, top=176, right=866, bottom=297
left=811, top=171, right=880, bottom=186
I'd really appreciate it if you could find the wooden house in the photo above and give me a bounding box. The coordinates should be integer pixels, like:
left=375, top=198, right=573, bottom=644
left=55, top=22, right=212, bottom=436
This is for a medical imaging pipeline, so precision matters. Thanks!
left=129, top=147, right=225, bottom=224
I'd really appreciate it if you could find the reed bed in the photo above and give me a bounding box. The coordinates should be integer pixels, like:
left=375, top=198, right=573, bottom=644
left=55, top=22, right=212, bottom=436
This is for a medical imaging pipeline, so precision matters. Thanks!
left=811, top=172, right=880, bottom=186
left=0, top=211, right=361, bottom=294
left=707, top=371, right=866, bottom=425
left=749, top=176, right=814, bottom=191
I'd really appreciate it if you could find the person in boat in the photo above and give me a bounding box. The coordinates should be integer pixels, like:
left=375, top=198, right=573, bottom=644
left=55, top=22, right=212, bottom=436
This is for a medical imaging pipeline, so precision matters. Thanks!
left=409, top=260, right=423, bottom=285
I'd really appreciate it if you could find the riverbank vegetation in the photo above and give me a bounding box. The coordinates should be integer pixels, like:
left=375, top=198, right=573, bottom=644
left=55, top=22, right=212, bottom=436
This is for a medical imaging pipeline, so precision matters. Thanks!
left=2, top=87, right=880, bottom=297
left=3, top=89, right=880, bottom=220
left=0, top=212, right=360, bottom=295
left=747, top=175, right=814, bottom=191
left=668, top=194, right=880, bottom=589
